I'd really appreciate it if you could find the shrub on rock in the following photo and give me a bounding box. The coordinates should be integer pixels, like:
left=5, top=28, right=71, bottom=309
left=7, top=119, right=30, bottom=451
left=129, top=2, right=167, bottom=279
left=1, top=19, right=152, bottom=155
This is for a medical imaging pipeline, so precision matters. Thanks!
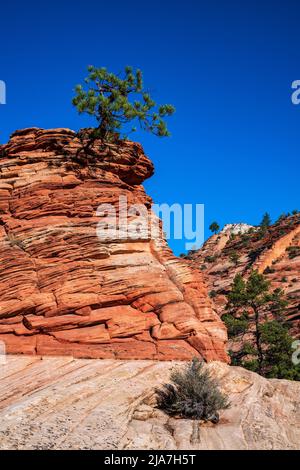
left=156, top=358, right=230, bottom=423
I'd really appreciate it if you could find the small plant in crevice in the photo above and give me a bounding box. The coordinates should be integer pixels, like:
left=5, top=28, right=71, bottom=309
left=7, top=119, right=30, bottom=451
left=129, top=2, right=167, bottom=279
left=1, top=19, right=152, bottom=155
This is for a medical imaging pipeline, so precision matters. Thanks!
left=155, top=358, right=230, bottom=423
left=229, top=250, right=239, bottom=265
left=209, top=289, right=217, bottom=299
left=286, top=246, right=300, bottom=260
left=6, top=232, right=26, bottom=250
left=204, top=255, right=218, bottom=263
left=248, top=247, right=264, bottom=264
left=263, top=266, right=276, bottom=275
left=0, top=147, right=8, bottom=158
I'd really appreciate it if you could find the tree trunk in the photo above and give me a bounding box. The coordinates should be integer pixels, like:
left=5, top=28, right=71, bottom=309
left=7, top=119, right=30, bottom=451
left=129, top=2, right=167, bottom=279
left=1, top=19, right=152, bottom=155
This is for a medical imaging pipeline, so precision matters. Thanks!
left=253, top=306, right=263, bottom=374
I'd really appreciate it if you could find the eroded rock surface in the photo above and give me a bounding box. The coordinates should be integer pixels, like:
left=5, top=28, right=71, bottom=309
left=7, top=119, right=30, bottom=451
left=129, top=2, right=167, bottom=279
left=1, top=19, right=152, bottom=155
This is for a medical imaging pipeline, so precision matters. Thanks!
left=0, top=128, right=227, bottom=361
left=0, top=356, right=299, bottom=450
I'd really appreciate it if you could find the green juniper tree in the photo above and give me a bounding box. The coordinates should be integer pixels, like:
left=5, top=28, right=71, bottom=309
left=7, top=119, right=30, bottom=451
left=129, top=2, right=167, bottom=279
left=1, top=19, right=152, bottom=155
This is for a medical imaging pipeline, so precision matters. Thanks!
left=72, top=65, right=175, bottom=142
left=259, top=321, right=300, bottom=380
left=260, top=212, right=271, bottom=229
left=223, top=270, right=300, bottom=379
left=209, top=222, right=220, bottom=234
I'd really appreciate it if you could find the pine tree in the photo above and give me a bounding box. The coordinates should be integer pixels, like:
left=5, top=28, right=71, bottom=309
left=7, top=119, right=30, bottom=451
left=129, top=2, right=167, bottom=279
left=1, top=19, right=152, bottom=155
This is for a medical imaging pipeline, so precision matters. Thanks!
left=260, top=212, right=271, bottom=228
left=223, top=270, right=299, bottom=379
left=209, top=222, right=220, bottom=234
left=260, top=321, right=300, bottom=380
left=72, top=65, right=175, bottom=142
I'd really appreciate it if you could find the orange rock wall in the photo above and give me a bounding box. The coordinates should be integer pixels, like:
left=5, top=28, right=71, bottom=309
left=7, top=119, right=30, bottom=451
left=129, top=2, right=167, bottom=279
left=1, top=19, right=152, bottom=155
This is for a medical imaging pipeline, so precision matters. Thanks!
left=0, top=128, right=228, bottom=361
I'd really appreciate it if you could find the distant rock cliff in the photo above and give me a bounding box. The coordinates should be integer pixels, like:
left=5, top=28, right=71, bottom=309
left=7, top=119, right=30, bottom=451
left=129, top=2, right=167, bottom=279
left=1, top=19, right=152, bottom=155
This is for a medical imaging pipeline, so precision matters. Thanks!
left=0, top=128, right=228, bottom=361
left=188, top=217, right=300, bottom=336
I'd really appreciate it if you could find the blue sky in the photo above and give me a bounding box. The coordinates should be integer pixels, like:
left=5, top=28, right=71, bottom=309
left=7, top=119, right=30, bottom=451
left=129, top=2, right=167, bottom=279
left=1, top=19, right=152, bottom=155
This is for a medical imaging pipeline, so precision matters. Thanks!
left=0, top=0, right=299, bottom=254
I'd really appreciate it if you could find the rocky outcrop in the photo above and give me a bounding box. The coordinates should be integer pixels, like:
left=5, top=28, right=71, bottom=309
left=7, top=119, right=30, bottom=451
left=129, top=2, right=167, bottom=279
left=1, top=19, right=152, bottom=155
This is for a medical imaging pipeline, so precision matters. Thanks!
left=0, top=128, right=228, bottom=361
left=188, top=217, right=300, bottom=336
left=0, top=356, right=299, bottom=450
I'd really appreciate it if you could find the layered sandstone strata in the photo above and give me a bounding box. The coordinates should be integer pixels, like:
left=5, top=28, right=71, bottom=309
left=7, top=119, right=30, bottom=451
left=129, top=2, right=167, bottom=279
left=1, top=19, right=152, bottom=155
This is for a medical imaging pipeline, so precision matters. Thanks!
left=0, top=128, right=228, bottom=361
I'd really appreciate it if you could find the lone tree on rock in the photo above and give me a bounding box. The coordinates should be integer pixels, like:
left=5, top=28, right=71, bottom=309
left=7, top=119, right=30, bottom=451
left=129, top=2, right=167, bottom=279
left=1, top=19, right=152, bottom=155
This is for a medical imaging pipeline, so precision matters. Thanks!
left=72, top=65, right=175, bottom=142
left=209, top=222, right=220, bottom=234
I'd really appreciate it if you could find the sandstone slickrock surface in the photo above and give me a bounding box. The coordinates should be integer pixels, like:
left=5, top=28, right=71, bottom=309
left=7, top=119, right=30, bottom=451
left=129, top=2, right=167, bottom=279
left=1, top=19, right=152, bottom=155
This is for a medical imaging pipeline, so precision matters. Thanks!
left=188, top=218, right=300, bottom=336
left=0, top=128, right=227, bottom=361
left=0, top=356, right=299, bottom=450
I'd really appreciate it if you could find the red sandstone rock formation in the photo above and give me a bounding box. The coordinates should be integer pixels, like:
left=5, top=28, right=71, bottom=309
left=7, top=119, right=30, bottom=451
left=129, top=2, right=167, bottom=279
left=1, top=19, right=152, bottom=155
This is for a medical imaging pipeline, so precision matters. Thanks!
left=0, top=128, right=228, bottom=361
left=188, top=218, right=300, bottom=336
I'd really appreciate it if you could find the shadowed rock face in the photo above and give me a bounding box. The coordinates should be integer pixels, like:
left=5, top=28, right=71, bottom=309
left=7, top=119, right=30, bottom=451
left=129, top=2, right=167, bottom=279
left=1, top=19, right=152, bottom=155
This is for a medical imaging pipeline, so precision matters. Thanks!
left=0, top=128, right=228, bottom=361
left=0, top=356, right=299, bottom=450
